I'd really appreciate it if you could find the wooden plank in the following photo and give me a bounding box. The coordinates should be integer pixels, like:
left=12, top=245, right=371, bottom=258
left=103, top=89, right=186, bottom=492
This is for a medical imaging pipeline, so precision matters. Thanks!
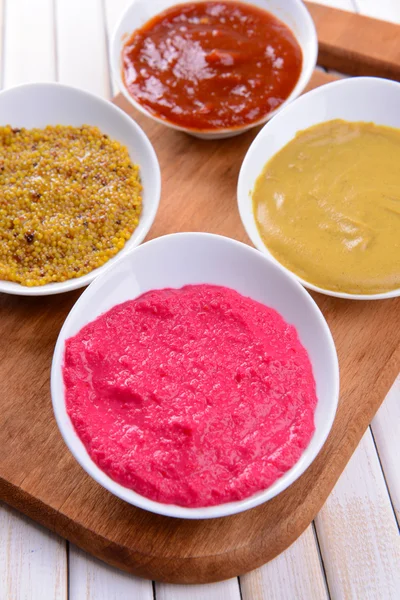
left=240, top=525, right=328, bottom=600
left=315, top=430, right=400, bottom=599
left=3, top=0, right=55, bottom=88
left=55, top=0, right=110, bottom=98
left=0, top=503, right=67, bottom=600
left=305, top=1, right=400, bottom=80
left=156, top=578, right=241, bottom=600
left=104, top=0, right=131, bottom=97
left=0, top=3, right=68, bottom=599
left=69, top=543, right=154, bottom=600
left=355, top=0, right=400, bottom=529
left=371, top=378, right=400, bottom=523
left=354, top=0, right=400, bottom=23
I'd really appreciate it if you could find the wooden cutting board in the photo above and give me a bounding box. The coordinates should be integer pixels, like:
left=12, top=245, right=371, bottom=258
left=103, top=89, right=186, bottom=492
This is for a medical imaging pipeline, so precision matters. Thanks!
left=0, top=7, right=400, bottom=584
left=306, top=2, right=400, bottom=81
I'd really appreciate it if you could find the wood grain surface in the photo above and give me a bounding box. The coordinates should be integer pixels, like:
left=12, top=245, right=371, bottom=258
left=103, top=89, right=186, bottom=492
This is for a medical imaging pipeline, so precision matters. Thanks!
left=0, top=67, right=399, bottom=583
left=55, top=0, right=110, bottom=98
left=315, top=430, right=400, bottom=599
left=0, top=504, right=67, bottom=600
left=3, top=0, right=55, bottom=88
left=371, top=379, right=400, bottom=522
left=240, top=525, right=329, bottom=600
left=306, top=2, right=400, bottom=80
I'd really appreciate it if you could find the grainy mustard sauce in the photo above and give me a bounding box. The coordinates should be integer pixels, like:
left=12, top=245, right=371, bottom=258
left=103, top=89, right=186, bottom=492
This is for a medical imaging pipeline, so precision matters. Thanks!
left=0, top=125, right=142, bottom=286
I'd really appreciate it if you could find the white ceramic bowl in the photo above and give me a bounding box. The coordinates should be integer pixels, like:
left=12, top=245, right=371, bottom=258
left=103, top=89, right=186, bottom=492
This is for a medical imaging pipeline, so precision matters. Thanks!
left=0, top=83, right=161, bottom=296
left=110, top=0, right=317, bottom=139
left=51, top=232, right=339, bottom=519
left=238, top=76, right=400, bottom=300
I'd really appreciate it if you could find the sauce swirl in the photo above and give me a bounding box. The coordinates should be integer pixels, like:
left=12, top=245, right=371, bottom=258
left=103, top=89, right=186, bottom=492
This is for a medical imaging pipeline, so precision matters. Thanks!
left=252, top=120, right=400, bottom=295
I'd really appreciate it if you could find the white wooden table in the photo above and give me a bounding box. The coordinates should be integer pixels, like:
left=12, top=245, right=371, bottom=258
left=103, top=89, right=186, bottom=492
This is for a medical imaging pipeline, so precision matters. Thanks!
left=0, top=1, right=399, bottom=598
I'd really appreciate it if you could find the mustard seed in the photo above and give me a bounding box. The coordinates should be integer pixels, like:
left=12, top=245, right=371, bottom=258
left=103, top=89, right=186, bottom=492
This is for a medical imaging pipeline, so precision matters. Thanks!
left=0, top=124, right=142, bottom=286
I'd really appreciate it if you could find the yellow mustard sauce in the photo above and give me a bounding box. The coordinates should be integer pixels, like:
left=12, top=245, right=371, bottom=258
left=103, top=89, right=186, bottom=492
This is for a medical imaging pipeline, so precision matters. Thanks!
left=252, top=119, right=400, bottom=295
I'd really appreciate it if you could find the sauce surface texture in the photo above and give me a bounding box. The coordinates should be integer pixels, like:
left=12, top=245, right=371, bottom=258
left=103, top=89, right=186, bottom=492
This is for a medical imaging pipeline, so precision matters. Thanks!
left=64, top=285, right=317, bottom=507
left=0, top=125, right=141, bottom=287
left=253, top=120, right=400, bottom=295
left=122, top=1, right=302, bottom=130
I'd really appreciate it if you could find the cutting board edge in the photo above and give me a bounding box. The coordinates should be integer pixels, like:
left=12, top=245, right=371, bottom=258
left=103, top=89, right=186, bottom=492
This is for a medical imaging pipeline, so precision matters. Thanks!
left=1, top=348, right=398, bottom=584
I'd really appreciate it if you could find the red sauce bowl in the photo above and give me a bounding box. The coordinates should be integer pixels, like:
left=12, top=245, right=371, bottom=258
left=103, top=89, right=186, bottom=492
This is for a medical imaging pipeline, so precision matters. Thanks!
left=111, top=0, right=317, bottom=139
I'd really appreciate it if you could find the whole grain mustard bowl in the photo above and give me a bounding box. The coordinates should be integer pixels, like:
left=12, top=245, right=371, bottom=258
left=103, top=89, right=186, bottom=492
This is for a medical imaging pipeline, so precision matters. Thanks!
left=0, top=83, right=161, bottom=296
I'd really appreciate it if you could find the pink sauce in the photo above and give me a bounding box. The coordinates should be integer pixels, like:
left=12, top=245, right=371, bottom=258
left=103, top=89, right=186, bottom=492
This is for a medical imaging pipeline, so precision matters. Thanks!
left=63, top=285, right=317, bottom=507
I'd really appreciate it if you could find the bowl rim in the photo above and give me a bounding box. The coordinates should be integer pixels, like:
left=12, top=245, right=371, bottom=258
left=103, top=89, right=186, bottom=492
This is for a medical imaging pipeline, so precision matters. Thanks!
left=51, top=231, right=340, bottom=519
left=237, top=75, right=400, bottom=301
left=0, top=81, right=161, bottom=297
left=109, top=0, right=318, bottom=136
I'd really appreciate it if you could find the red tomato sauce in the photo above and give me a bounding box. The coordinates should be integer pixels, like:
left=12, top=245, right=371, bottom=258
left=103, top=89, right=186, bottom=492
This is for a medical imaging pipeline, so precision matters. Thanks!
left=63, top=285, right=317, bottom=508
left=121, top=1, right=303, bottom=130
